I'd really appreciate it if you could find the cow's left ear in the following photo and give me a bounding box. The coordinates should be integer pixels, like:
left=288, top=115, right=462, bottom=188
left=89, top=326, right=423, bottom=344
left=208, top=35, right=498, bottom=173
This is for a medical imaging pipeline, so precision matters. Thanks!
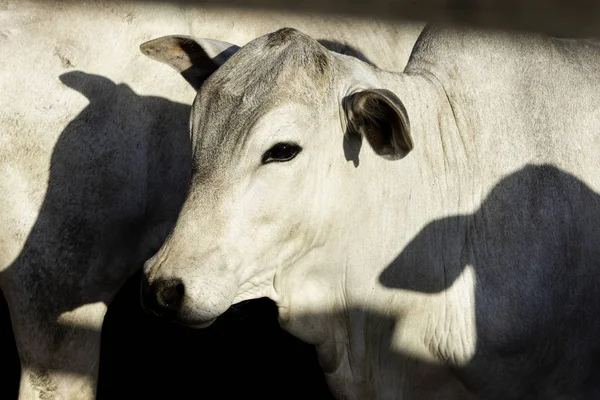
left=140, top=35, right=240, bottom=90
left=344, top=89, right=413, bottom=160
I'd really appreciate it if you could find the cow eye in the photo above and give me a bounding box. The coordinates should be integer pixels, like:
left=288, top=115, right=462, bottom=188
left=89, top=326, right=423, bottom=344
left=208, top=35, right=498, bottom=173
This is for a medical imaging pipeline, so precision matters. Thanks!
left=261, top=142, right=302, bottom=164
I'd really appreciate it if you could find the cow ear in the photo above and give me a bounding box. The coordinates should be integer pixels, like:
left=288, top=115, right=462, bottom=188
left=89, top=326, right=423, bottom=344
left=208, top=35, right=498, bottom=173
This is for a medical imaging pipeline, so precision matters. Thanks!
left=344, top=89, right=413, bottom=160
left=140, top=35, right=240, bottom=90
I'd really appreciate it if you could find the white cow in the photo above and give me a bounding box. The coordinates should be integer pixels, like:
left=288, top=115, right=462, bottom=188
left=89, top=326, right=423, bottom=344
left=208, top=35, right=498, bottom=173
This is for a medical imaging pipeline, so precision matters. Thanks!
left=142, top=25, right=600, bottom=399
left=0, top=1, right=422, bottom=398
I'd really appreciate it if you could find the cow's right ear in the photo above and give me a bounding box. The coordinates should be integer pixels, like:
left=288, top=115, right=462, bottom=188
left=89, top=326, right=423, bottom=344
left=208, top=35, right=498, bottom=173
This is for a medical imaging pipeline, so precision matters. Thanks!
left=344, top=88, right=413, bottom=160
left=140, top=35, right=240, bottom=91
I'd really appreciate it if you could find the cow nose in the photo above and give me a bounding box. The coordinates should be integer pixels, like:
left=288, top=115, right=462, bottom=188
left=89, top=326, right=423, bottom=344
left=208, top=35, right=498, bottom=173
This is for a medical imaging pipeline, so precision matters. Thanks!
left=156, top=280, right=185, bottom=312
left=140, top=277, right=185, bottom=317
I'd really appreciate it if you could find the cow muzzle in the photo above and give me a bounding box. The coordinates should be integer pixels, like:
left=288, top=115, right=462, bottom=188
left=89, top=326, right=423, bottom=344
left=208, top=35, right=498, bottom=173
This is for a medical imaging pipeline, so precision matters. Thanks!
left=140, top=274, right=222, bottom=329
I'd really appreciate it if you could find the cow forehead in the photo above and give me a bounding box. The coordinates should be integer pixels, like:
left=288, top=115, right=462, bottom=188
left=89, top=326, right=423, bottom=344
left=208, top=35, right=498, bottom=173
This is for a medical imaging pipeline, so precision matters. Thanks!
left=201, top=28, right=332, bottom=101
left=189, top=29, right=335, bottom=180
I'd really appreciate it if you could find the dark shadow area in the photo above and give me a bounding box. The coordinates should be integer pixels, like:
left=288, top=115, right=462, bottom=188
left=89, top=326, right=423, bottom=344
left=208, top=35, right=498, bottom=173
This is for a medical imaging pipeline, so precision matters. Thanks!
left=0, top=291, right=20, bottom=399
left=99, top=273, right=333, bottom=399
left=0, top=68, right=333, bottom=398
left=1, top=276, right=333, bottom=399
left=379, top=164, right=600, bottom=397
left=317, top=39, right=377, bottom=66
left=342, top=129, right=362, bottom=167
left=23, top=0, right=600, bottom=38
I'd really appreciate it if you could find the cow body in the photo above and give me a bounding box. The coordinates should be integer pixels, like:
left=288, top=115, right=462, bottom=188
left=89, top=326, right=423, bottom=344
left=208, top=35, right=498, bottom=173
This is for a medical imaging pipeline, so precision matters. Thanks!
left=142, top=26, right=600, bottom=399
left=0, top=2, right=422, bottom=397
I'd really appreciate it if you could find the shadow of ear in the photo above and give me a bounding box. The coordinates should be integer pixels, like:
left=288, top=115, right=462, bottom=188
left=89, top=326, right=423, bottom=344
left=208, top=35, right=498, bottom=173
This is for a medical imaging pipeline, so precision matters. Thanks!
left=343, top=130, right=362, bottom=167
left=59, top=71, right=117, bottom=100
left=378, top=214, right=469, bottom=294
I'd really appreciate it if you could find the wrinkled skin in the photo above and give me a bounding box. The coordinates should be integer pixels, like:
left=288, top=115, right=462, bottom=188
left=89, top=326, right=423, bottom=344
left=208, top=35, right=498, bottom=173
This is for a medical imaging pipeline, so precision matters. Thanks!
left=0, top=0, right=423, bottom=398
left=143, top=26, right=600, bottom=399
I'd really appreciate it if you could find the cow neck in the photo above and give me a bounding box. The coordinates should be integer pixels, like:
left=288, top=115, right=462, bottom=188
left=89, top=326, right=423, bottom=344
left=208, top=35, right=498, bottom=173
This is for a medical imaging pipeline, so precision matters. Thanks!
left=344, top=68, right=469, bottom=296
left=328, top=69, right=477, bottom=374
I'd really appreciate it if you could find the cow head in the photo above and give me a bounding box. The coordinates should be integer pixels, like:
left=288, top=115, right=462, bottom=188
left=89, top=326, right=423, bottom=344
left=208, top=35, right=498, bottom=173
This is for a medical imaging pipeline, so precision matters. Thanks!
left=140, top=28, right=413, bottom=328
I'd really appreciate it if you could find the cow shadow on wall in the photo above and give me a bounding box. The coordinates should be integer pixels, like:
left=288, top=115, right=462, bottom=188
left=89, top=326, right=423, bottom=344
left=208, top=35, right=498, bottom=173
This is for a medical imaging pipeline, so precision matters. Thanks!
left=377, top=164, right=600, bottom=398
left=0, top=69, right=191, bottom=397
left=0, top=70, right=333, bottom=399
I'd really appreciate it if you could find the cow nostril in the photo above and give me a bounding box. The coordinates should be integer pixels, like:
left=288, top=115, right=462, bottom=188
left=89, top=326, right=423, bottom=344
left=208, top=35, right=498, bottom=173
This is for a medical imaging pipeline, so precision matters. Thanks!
left=156, top=280, right=185, bottom=312
left=175, top=283, right=184, bottom=298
